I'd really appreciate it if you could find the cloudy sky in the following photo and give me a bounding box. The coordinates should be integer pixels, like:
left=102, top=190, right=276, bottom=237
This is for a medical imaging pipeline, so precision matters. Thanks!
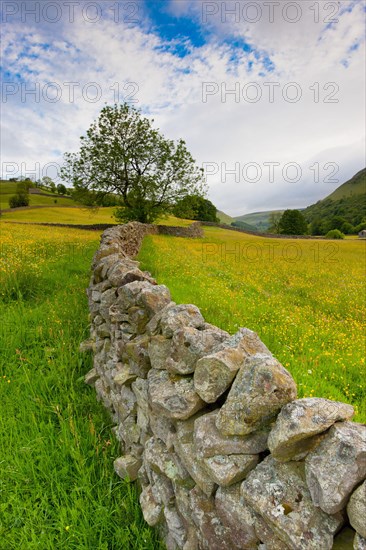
left=1, top=0, right=365, bottom=215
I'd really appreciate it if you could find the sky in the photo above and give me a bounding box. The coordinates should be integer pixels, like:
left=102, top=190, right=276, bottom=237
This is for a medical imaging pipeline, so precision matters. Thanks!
left=1, top=0, right=365, bottom=216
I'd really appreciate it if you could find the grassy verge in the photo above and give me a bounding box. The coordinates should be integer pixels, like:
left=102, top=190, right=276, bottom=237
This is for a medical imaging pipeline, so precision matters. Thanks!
left=0, top=223, right=163, bottom=549
left=0, top=206, right=193, bottom=228
left=138, top=226, right=366, bottom=421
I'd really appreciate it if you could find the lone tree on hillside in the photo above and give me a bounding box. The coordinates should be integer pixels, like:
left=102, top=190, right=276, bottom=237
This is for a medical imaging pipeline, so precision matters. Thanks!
left=56, top=183, right=67, bottom=195
left=60, top=104, right=206, bottom=223
left=278, top=209, right=308, bottom=235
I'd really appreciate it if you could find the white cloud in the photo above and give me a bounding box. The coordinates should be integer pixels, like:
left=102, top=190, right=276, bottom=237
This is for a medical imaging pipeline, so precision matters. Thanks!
left=1, top=0, right=365, bottom=214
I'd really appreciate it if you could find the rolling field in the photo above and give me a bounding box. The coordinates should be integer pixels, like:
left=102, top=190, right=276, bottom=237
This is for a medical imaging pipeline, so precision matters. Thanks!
left=1, top=215, right=364, bottom=547
left=0, top=222, right=163, bottom=549
left=0, top=206, right=118, bottom=224
left=138, top=226, right=366, bottom=421
left=0, top=206, right=194, bottom=227
left=0, top=181, right=76, bottom=210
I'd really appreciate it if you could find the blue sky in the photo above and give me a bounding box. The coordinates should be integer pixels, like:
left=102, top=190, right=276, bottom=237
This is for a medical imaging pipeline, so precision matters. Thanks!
left=1, top=0, right=365, bottom=215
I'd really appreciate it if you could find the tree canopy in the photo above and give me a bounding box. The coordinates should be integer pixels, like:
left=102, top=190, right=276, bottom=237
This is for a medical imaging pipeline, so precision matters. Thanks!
left=61, top=104, right=206, bottom=223
left=278, top=209, right=308, bottom=235
left=173, top=195, right=218, bottom=222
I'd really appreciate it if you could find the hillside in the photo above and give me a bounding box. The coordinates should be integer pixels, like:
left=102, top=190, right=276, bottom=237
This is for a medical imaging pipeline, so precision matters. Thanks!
left=303, top=168, right=366, bottom=228
left=234, top=210, right=285, bottom=231
left=324, top=168, right=366, bottom=200
left=230, top=220, right=258, bottom=232
left=216, top=209, right=234, bottom=225
left=0, top=180, right=76, bottom=209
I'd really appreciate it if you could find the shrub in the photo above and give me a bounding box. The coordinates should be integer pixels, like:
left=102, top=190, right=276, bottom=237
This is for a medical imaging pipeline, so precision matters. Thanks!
left=325, top=229, right=345, bottom=239
left=9, top=193, right=30, bottom=208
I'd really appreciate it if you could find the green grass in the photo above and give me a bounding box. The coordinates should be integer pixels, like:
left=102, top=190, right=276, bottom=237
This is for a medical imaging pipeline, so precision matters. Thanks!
left=0, top=195, right=75, bottom=209
left=0, top=223, right=163, bottom=549
left=0, top=181, right=24, bottom=194
left=325, top=168, right=366, bottom=201
left=138, top=226, right=366, bottom=421
left=0, top=206, right=195, bottom=227
left=0, top=206, right=118, bottom=224
left=0, top=180, right=76, bottom=210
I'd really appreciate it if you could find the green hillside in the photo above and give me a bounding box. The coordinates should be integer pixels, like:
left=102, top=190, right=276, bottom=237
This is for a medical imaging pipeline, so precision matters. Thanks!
left=234, top=210, right=285, bottom=231
left=0, top=180, right=75, bottom=209
left=303, top=169, right=366, bottom=231
left=325, top=168, right=366, bottom=201
left=230, top=220, right=258, bottom=232
left=216, top=209, right=234, bottom=225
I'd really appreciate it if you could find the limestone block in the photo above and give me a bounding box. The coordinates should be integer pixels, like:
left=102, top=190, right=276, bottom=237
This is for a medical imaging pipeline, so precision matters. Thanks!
left=147, top=369, right=205, bottom=421
left=268, top=398, right=354, bottom=462
left=216, top=354, right=297, bottom=435
left=114, top=455, right=142, bottom=481
left=241, top=456, right=344, bottom=549
left=347, top=481, right=366, bottom=538
left=194, top=410, right=269, bottom=458
left=215, top=484, right=259, bottom=549
left=305, top=421, right=366, bottom=514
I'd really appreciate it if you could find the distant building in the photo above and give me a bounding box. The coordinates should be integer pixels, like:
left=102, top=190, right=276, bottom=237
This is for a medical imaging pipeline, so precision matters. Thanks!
left=358, top=230, right=366, bottom=238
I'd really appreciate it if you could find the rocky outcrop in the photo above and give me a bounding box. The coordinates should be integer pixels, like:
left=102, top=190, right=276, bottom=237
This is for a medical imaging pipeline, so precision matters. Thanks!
left=82, top=222, right=366, bottom=549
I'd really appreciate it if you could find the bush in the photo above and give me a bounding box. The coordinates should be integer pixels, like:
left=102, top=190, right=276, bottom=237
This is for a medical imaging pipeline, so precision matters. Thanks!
left=325, top=229, right=345, bottom=239
left=9, top=193, right=30, bottom=208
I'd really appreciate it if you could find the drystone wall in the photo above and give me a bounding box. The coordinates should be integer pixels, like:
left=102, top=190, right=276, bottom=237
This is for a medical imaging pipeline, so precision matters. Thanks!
left=82, top=222, right=366, bottom=550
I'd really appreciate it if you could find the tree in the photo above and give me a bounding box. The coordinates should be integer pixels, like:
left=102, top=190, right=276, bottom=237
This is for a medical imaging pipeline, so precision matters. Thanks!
left=309, top=217, right=323, bottom=236
left=268, top=212, right=282, bottom=233
left=60, top=104, right=206, bottom=223
left=355, top=221, right=366, bottom=233
left=173, top=195, right=218, bottom=222
left=278, top=209, right=308, bottom=235
left=341, top=222, right=355, bottom=235
left=329, top=216, right=347, bottom=231
left=17, top=180, right=33, bottom=193
left=56, top=183, right=67, bottom=195
left=42, top=176, right=56, bottom=192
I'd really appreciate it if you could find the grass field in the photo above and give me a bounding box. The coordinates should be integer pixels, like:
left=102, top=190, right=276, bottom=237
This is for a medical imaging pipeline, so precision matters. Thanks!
left=0, top=181, right=76, bottom=210
left=0, top=222, right=163, bottom=549
left=138, top=226, right=366, bottom=421
left=0, top=206, right=118, bottom=224
left=0, top=206, right=194, bottom=227
left=1, top=216, right=364, bottom=548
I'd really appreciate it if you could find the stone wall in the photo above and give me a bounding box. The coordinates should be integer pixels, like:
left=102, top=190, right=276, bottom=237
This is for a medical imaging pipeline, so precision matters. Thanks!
left=82, top=222, right=366, bottom=550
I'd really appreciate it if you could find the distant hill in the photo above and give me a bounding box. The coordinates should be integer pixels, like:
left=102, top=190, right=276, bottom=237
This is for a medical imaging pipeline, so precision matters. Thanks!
left=234, top=210, right=286, bottom=231
left=230, top=220, right=258, bottom=232
left=303, top=168, right=366, bottom=228
left=216, top=209, right=257, bottom=231
left=216, top=210, right=234, bottom=225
